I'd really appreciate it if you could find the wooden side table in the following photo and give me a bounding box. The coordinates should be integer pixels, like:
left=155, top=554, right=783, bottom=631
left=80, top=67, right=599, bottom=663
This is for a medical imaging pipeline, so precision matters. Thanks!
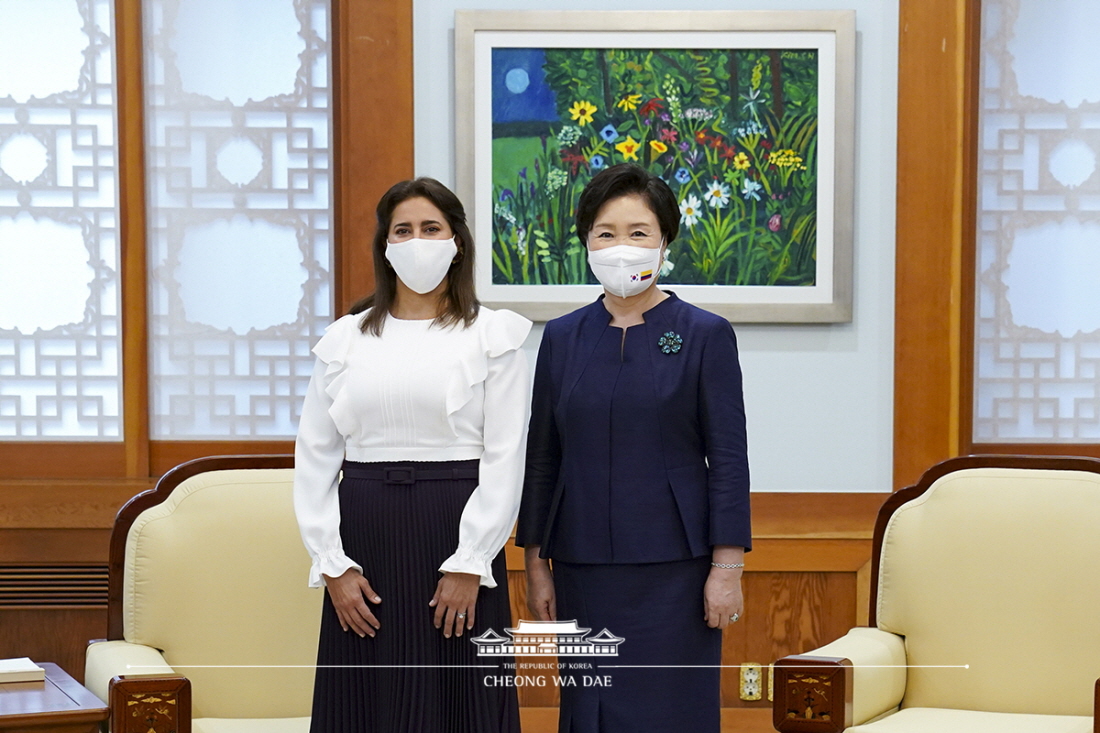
left=0, top=663, right=107, bottom=733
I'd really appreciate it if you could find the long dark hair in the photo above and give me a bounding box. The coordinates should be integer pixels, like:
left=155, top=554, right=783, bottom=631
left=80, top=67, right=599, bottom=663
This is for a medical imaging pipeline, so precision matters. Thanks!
left=349, top=177, right=479, bottom=335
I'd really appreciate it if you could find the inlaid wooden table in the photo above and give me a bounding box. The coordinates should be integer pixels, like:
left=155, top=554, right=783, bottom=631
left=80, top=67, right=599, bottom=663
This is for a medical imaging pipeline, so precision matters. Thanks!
left=0, top=663, right=107, bottom=733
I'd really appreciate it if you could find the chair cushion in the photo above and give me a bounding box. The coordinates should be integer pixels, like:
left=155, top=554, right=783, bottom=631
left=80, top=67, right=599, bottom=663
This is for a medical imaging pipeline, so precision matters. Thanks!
left=848, top=707, right=1091, bottom=733
left=124, top=468, right=322, bottom=719
left=876, top=467, right=1100, bottom=715
left=193, top=718, right=311, bottom=733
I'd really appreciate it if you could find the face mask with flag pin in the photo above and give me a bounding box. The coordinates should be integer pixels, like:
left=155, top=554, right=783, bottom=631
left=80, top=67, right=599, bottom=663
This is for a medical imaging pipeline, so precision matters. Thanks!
left=587, top=242, right=664, bottom=298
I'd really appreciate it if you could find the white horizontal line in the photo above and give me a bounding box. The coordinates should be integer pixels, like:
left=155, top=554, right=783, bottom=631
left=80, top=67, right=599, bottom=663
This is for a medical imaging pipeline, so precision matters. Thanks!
left=126, top=665, right=499, bottom=669
left=600, top=664, right=970, bottom=669
left=126, top=663, right=970, bottom=670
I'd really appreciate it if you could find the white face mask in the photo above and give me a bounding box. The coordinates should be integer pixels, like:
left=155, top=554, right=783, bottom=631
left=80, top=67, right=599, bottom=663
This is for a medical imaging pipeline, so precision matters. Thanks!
left=385, top=237, right=458, bottom=294
left=587, top=242, right=664, bottom=298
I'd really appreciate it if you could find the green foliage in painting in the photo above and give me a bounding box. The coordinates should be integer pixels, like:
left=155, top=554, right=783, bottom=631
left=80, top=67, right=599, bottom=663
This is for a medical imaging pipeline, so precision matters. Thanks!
left=491, top=47, right=820, bottom=286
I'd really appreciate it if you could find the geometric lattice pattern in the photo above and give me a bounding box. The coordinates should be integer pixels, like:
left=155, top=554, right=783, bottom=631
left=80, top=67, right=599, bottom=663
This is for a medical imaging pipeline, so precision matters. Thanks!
left=145, top=0, right=333, bottom=438
left=974, top=0, right=1100, bottom=441
left=0, top=0, right=123, bottom=439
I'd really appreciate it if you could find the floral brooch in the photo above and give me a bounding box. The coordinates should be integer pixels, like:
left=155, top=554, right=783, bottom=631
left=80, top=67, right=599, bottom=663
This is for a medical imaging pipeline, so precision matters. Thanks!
left=658, top=331, right=683, bottom=355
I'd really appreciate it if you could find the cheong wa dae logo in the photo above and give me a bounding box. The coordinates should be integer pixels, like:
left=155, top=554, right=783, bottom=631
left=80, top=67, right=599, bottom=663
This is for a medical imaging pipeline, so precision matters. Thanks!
left=470, top=620, right=624, bottom=656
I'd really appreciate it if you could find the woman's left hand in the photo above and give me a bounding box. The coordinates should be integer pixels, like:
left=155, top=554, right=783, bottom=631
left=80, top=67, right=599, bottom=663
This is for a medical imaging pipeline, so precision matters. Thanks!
left=430, top=571, right=480, bottom=638
left=703, top=566, right=744, bottom=629
left=705, top=545, right=745, bottom=628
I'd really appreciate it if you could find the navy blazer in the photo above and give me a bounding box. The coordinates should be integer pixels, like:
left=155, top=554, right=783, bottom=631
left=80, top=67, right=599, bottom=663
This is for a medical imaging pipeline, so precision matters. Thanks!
left=516, top=292, right=751, bottom=562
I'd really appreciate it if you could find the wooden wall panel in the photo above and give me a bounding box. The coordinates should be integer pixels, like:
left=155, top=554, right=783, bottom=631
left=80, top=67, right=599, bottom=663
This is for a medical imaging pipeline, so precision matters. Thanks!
left=751, top=493, right=886, bottom=538
left=0, top=445, right=129, bottom=481
left=972, top=443, right=1100, bottom=459
left=521, top=704, right=776, bottom=733
left=720, top=572, right=858, bottom=709
left=0, top=531, right=111, bottom=564
left=521, top=709, right=779, bottom=733
left=149, top=442, right=294, bottom=477
left=0, top=481, right=151, bottom=530
left=0, top=608, right=106, bottom=684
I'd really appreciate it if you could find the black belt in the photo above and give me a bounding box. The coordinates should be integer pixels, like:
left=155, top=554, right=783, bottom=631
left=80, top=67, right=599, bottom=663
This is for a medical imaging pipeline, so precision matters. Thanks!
left=342, top=463, right=479, bottom=484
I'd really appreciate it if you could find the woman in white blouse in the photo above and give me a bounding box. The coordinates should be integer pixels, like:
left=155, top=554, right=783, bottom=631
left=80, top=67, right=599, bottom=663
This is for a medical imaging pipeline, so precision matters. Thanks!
left=293, top=177, right=531, bottom=733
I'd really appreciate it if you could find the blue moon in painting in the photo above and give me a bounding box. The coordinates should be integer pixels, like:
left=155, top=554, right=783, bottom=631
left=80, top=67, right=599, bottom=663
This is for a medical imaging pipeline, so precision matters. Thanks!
left=504, top=67, right=529, bottom=93
left=492, top=48, right=558, bottom=127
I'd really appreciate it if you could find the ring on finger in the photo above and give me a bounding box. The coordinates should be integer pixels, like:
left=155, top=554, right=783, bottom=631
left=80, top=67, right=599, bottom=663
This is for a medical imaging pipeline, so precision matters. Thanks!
left=456, top=612, right=467, bottom=619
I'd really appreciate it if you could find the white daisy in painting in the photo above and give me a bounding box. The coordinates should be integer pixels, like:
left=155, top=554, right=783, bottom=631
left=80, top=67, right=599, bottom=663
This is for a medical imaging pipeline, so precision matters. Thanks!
left=659, top=254, right=675, bottom=277
left=741, top=177, right=763, bottom=201
left=703, top=179, right=730, bottom=208
left=679, top=194, right=703, bottom=227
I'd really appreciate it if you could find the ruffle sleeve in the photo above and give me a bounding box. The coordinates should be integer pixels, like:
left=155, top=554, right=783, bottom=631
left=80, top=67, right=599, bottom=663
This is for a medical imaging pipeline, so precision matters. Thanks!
left=483, top=307, right=533, bottom=357
left=442, top=307, right=532, bottom=435
left=311, top=313, right=360, bottom=438
left=294, top=331, right=364, bottom=588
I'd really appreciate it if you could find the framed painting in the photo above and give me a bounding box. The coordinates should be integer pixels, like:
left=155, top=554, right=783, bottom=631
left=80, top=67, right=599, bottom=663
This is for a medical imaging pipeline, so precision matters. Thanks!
left=455, top=10, right=855, bottom=322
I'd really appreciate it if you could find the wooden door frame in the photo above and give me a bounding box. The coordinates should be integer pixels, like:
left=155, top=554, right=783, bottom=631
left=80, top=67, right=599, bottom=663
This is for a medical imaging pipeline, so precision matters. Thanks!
left=893, top=0, right=982, bottom=489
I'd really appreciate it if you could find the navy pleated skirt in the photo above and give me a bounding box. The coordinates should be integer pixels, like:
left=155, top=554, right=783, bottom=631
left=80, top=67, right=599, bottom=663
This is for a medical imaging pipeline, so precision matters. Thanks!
left=553, top=556, right=721, bottom=733
left=309, top=459, right=520, bottom=733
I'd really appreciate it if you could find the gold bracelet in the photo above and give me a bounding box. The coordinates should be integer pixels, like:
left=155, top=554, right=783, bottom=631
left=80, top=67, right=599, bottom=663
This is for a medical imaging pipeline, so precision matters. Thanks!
left=710, top=562, right=744, bottom=569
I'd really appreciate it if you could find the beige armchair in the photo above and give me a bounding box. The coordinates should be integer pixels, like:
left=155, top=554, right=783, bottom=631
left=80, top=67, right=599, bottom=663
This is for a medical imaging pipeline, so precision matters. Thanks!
left=773, top=455, right=1100, bottom=733
left=85, top=455, right=321, bottom=733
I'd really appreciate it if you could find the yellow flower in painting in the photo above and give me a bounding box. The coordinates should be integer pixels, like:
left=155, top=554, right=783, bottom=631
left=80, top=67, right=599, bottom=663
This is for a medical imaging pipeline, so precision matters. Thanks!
left=733, top=152, right=750, bottom=170
left=615, top=93, right=643, bottom=111
left=770, top=148, right=804, bottom=168
left=751, top=58, right=765, bottom=90
left=615, top=136, right=640, bottom=161
left=569, top=100, right=597, bottom=126
left=649, top=140, right=668, bottom=155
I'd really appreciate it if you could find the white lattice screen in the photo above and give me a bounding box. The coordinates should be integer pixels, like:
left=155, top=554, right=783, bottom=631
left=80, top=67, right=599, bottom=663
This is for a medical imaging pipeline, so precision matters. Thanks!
left=0, top=0, right=123, bottom=439
left=144, top=0, right=334, bottom=438
left=975, top=0, right=1100, bottom=441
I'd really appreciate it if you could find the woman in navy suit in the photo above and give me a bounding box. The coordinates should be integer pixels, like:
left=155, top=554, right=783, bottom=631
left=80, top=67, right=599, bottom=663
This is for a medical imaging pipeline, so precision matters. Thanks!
left=516, top=163, right=750, bottom=732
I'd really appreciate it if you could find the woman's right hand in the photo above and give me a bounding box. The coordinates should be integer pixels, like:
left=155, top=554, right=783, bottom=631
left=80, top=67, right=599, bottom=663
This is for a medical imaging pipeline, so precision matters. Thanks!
left=323, top=568, right=382, bottom=637
left=524, top=546, right=556, bottom=621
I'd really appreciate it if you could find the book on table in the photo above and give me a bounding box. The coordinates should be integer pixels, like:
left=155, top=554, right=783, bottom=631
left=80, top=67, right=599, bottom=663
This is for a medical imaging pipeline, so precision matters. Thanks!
left=0, top=657, right=46, bottom=683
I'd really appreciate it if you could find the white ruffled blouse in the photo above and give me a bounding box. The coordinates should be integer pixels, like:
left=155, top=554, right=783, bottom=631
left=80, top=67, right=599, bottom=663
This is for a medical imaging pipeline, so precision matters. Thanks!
left=293, top=306, right=533, bottom=589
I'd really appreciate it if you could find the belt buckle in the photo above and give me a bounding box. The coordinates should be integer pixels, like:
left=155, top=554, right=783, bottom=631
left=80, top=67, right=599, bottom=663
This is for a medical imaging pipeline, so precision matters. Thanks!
left=383, top=467, right=416, bottom=484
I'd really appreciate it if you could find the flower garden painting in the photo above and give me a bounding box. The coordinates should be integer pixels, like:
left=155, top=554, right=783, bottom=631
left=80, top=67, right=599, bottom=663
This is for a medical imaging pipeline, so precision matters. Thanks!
left=490, top=47, right=820, bottom=287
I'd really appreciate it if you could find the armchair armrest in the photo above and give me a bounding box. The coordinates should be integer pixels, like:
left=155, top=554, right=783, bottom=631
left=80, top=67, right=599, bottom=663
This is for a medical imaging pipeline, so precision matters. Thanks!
left=86, top=640, right=191, bottom=733
left=773, top=627, right=907, bottom=732
left=86, top=639, right=177, bottom=703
